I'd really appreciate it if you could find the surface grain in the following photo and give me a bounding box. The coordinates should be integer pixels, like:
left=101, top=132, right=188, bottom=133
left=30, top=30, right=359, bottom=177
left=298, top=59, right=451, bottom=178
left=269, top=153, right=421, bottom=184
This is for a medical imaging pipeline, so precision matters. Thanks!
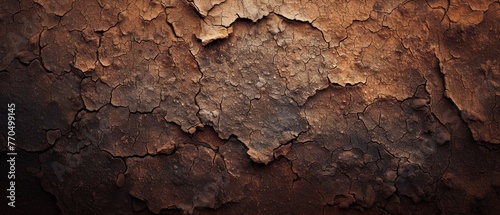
left=1, top=0, right=499, bottom=214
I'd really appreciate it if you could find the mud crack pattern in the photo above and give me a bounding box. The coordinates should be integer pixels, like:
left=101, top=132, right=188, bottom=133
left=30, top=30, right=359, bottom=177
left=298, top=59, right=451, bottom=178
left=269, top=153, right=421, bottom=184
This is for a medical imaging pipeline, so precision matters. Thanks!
left=1, top=0, right=499, bottom=214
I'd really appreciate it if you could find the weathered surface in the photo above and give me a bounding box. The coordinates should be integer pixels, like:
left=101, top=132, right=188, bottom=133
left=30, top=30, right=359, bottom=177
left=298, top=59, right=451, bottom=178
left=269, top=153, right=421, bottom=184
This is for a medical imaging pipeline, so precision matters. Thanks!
left=439, top=3, right=500, bottom=144
left=1, top=0, right=500, bottom=214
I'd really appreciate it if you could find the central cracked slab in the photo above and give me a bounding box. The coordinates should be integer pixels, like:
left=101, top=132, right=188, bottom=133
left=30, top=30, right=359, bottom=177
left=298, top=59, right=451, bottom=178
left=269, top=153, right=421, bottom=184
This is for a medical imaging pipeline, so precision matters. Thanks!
left=195, top=14, right=334, bottom=163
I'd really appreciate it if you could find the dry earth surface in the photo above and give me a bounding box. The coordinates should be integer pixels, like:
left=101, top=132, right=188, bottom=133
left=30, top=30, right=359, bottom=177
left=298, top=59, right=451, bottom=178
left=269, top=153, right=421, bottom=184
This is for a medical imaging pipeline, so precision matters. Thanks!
left=1, top=0, right=500, bottom=214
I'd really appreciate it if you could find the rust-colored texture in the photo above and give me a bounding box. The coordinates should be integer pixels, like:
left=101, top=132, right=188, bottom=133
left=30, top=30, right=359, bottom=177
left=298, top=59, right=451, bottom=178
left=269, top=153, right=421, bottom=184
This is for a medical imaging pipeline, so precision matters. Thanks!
left=1, top=0, right=499, bottom=214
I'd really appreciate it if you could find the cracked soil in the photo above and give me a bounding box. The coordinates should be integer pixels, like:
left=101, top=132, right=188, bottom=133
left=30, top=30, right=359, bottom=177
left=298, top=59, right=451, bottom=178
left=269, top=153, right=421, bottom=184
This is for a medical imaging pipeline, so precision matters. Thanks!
left=1, top=0, right=500, bottom=214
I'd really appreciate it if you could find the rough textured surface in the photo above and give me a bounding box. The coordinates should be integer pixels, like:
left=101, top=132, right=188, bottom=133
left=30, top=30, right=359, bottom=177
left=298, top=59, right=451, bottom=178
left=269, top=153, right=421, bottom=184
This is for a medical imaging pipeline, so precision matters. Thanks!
left=1, top=0, right=500, bottom=214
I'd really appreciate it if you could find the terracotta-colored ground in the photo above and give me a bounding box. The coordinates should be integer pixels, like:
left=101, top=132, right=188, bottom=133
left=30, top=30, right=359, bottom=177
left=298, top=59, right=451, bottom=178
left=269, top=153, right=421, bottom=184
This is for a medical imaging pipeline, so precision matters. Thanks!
left=1, top=0, right=499, bottom=214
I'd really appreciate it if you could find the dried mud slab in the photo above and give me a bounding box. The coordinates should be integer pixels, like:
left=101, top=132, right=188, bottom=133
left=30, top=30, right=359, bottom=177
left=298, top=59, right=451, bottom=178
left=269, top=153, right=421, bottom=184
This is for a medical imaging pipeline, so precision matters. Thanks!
left=0, top=0, right=499, bottom=214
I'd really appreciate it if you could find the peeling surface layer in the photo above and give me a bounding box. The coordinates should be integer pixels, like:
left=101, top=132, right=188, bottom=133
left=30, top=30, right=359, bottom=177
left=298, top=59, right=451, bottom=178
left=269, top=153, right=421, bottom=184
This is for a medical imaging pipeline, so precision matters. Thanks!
left=1, top=0, right=500, bottom=214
